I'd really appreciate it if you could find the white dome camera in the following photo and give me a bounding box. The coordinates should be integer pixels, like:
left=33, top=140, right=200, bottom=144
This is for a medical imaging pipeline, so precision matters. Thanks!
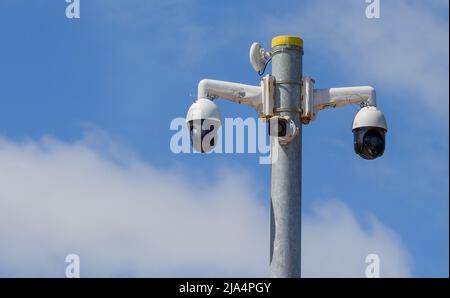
left=186, top=98, right=221, bottom=153
left=352, top=106, right=388, bottom=160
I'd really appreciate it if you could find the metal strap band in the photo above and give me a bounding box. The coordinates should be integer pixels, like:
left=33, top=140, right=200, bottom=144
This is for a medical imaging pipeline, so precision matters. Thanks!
left=270, top=46, right=304, bottom=56
left=274, top=107, right=303, bottom=114
left=274, top=80, right=303, bottom=86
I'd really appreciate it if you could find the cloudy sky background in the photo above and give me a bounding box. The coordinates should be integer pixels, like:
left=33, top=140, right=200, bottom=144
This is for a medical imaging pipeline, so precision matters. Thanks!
left=0, top=0, right=448, bottom=277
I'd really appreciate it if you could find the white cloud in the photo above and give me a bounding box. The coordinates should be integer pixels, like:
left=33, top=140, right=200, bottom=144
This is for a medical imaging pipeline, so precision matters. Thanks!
left=0, top=132, right=411, bottom=277
left=302, top=200, right=412, bottom=277
left=264, top=0, right=449, bottom=121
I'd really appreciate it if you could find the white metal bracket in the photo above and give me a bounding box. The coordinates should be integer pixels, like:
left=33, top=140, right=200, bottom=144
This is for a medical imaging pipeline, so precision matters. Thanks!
left=301, top=76, right=316, bottom=124
left=260, top=75, right=275, bottom=120
left=300, top=76, right=377, bottom=124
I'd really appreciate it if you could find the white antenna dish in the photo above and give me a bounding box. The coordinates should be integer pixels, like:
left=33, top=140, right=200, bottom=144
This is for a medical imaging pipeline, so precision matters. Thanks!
left=249, top=42, right=270, bottom=74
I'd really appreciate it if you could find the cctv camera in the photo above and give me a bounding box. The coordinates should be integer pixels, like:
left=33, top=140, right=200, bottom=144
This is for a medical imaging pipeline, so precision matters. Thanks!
left=186, top=98, right=221, bottom=153
left=268, top=116, right=299, bottom=144
left=352, top=106, right=388, bottom=160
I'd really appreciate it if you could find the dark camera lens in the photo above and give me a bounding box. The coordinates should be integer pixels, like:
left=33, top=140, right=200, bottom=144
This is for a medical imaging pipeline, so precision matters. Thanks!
left=363, top=130, right=385, bottom=158
left=353, top=127, right=385, bottom=160
left=188, top=119, right=217, bottom=153
left=268, top=118, right=287, bottom=137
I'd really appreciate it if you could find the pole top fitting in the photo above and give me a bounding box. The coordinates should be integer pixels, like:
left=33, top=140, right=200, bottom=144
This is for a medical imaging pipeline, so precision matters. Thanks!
left=271, top=35, right=303, bottom=48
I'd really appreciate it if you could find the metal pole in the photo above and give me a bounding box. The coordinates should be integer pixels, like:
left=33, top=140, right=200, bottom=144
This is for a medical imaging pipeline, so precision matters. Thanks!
left=270, top=35, right=303, bottom=278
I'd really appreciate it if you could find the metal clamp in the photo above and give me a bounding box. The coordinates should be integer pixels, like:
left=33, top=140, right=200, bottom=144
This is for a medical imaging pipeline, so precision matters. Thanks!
left=274, top=107, right=303, bottom=114
left=270, top=46, right=304, bottom=56
left=274, top=80, right=303, bottom=86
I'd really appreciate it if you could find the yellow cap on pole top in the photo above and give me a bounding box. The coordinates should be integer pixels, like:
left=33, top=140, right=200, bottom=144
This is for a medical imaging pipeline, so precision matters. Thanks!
left=271, top=35, right=303, bottom=48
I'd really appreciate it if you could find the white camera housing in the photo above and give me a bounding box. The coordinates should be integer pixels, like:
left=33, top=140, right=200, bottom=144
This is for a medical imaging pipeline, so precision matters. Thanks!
left=269, top=116, right=299, bottom=145
left=352, top=106, right=387, bottom=131
left=186, top=98, right=221, bottom=153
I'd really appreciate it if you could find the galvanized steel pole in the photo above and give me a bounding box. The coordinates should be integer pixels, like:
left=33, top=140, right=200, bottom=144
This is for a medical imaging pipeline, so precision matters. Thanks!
left=269, top=36, right=303, bottom=278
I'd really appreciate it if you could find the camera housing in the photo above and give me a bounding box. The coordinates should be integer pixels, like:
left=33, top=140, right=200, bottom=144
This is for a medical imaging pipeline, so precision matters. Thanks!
left=352, top=106, right=388, bottom=160
left=186, top=98, right=221, bottom=153
left=268, top=116, right=299, bottom=144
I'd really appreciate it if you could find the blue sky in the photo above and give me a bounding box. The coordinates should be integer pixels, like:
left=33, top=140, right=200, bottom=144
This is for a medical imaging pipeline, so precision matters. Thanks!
left=0, top=0, right=448, bottom=277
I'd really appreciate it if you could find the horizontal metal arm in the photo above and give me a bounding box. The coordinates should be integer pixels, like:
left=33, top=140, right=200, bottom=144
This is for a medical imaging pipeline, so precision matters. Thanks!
left=313, top=86, right=376, bottom=110
left=198, top=79, right=262, bottom=108
left=301, top=77, right=378, bottom=124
